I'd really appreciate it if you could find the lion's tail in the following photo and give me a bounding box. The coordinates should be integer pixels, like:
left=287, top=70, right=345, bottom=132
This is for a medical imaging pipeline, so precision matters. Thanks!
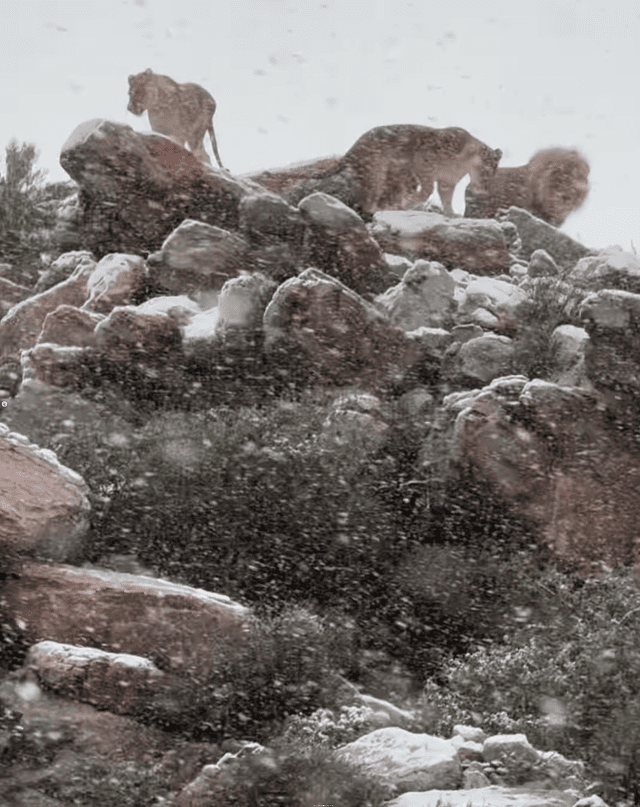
left=207, top=121, right=224, bottom=169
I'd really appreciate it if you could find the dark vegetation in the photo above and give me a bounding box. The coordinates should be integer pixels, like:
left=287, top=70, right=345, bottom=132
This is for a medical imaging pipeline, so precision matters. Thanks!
left=0, top=140, right=73, bottom=287
left=1, top=142, right=639, bottom=805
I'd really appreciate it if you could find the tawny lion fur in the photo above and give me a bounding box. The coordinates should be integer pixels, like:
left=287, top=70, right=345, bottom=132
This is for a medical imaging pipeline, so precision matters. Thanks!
left=465, top=148, right=590, bottom=226
left=335, top=124, right=503, bottom=216
left=127, top=68, right=224, bottom=168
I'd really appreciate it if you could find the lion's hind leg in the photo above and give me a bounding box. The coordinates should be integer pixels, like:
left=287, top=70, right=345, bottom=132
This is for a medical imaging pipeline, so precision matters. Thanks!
left=186, top=128, right=212, bottom=164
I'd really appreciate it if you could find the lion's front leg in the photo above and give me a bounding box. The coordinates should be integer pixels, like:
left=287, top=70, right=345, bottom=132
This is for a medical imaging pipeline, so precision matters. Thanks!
left=436, top=180, right=456, bottom=216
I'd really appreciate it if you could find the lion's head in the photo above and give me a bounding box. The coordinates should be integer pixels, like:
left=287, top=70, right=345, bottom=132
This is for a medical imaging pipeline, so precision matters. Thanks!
left=531, top=149, right=590, bottom=226
left=127, top=68, right=153, bottom=116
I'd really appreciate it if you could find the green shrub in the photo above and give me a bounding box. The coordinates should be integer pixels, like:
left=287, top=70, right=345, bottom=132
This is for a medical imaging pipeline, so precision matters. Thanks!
left=190, top=744, right=394, bottom=807
left=278, top=704, right=375, bottom=749
left=50, top=760, right=168, bottom=806
left=509, top=277, right=589, bottom=379
left=419, top=568, right=640, bottom=803
left=0, top=140, right=56, bottom=286
left=67, top=402, right=406, bottom=609
left=140, top=605, right=352, bottom=743
left=50, top=397, right=550, bottom=685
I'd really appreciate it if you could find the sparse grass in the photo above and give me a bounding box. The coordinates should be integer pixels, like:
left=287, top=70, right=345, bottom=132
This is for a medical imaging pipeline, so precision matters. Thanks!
left=49, top=395, right=545, bottom=686
left=418, top=566, right=640, bottom=803
left=509, top=276, right=589, bottom=379
left=46, top=759, right=169, bottom=806
left=139, top=605, right=352, bottom=743
left=181, top=743, right=395, bottom=807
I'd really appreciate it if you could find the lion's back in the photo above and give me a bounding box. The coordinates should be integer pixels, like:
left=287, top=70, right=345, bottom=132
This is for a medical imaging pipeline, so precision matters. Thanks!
left=481, top=164, right=532, bottom=217
left=344, top=124, right=472, bottom=161
left=177, top=82, right=216, bottom=121
left=134, top=72, right=215, bottom=124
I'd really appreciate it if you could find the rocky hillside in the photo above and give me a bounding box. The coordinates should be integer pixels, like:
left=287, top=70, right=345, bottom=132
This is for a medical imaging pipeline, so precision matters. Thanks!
left=0, top=118, right=639, bottom=806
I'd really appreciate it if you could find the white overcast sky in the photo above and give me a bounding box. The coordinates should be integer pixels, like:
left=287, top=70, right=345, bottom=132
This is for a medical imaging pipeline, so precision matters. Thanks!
left=1, top=0, right=638, bottom=252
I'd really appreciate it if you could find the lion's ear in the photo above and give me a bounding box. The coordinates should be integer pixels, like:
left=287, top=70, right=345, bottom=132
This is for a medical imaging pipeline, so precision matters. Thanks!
left=494, top=149, right=503, bottom=161
left=144, top=68, right=153, bottom=75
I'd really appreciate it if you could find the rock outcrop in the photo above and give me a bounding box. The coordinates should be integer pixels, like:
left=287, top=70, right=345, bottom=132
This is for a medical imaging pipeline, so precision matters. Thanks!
left=369, top=211, right=512, bottom=274
left=263, top=267, right=421, bottom=386
left=0, top=255, right=96, bottom=360
left=59, top=118, right=274, bottom=257
left=24, top=640, right=168, bottom=715
left=1, top=562, right=249, bottom=679
left=1, top=119, right=635, bottom=807
left=299, top=192, right=396, bottom=295
left=376, top=260, right=458, bottom=331
left=0, top=425, right=90, bottom=561
left=337, top=727, right=462, bottom=794
left=147, top=219, right=250, bottom=296
left=448, top=377, right=640, bottom=570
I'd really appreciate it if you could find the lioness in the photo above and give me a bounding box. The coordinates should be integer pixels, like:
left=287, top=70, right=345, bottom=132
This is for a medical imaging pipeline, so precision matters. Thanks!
left=334, top=124, right=503, bottom=216
left=127, top=68, right=224, bottom=168
left=465, top=148, right=590, bottom=226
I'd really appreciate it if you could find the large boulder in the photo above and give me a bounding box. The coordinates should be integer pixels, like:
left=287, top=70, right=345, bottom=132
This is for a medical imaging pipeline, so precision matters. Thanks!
left=449, top=379, right=640, bottom=571
left=547, top=324, right=591, bottom=387
left=298, top=192, right=396, bottom=295
left=245, top=155, right=342, bottom=196
left=504, top=208, right=594, bottom=270
left=369, top=211, right=511, bottom=275
left=147, top=219, right=250, bottom=297
left=0, top=257, right=96, bottom=359
left=263, top=267, right=421, bottom=387
left=0, top=276, right=32, bottom=318
left=376, top=260, right=457, bottom=331
left=21, top=343, right=94, bottom=389
left=34, top=251, right=96, bottom=294
left=527, top=248, right=560, bottom=278
left=336, top=727, right=461, bottom=794
left=135, top=294, right=202, bottom=324
left=319, top=392, right=390, bottom=461
left=183, top=308, right=221, bottom=349
left=59, top=119, right=272, bottom=257
left=238, top=192, right=306, bottom=248
left=0, top=424, right=90, bottom=561
left=385, top=786, right=576, bottom=807
left=81, top=253, right=148, bottom=314
left=457, top=276, right=528, bottom=331
left=0, top=673, right=180, bottom=787
left=24, top=640, right=168, bottom=716
left=1, top=563, right=249, bottom=679
left=580, top=289, right=640, bottom=401
left=457, top=334, right=515, bottom=383
left=36, top=305, right=104, bottom=348
left=94, top=304, right=182, bottom=363
left=567, top=245, right=640, bottom=292
left=482, top=734, right=540, bottom=766
left=216, top=271, right=277, bottom=348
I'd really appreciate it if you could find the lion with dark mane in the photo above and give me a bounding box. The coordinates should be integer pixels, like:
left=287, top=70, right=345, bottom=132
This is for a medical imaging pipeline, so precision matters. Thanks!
left=465, top=148, right=589, bottom=226
left=127, top=68, right=224, bottom=168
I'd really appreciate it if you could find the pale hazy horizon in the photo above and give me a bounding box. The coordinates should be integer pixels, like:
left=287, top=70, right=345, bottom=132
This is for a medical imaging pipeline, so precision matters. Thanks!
left=1, top=0, right=638, bottom=252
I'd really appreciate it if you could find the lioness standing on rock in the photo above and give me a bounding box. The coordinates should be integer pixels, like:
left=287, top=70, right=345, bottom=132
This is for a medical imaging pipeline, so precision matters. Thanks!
left=127, top=68, right=224, bottom=168
left=464, top=148, right=590, bottom=226
left=332, top=124, right=503, bottom=217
